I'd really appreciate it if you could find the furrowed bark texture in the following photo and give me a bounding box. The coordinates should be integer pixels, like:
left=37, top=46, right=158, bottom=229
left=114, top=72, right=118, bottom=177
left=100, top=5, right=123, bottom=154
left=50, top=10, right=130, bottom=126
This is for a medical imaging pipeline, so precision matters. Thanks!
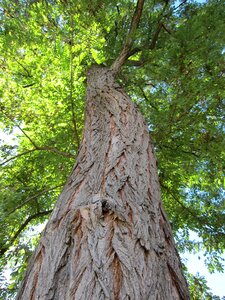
left=17, top=66, right=190, bottom=300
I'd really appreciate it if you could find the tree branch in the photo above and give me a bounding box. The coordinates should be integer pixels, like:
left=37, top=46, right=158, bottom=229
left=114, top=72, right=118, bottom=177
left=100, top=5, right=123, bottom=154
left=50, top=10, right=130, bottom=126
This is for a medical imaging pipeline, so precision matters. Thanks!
left=126, top=20, right=171, bottom=67
left=162, top=23, right=172, bottom=35
left=174, top=0, right=188, bottom=11
left=35, top=145, right=76, bottom=159
left=161, top=183, right=202, bottom=221
left=0, top=210, right=52, bottom=257
left=0, top=105, right=38, bottom=148
left=0, top=106, right=76, bottom=165
left=6, top=185, right=64, bottom=216
left=139, top=87, right=159, bottom=111
left=126, top=59, right=144, bottom=67
left=126, top=1, right=172, bottom=68
left=160, top=144, right=199, bottom=158
left=161, top=184, right=225, bottom=240
left=0, top=149, right=37, bottom=166
left=111, top=0, right=145, bottom=74
left=23, top=83, right=36, bottom=88
left=0, top=146, right=76, bottom=166
left=149, top=22, right=163, bottom=50
left=13, top=57, right=32, bottom=78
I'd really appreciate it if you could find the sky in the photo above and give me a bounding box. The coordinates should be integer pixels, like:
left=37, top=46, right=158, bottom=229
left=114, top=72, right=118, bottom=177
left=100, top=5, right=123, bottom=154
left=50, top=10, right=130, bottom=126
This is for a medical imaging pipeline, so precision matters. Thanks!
left=181, top=231, right=225, bottom=298
left=184, top=252, right=225, bottom=297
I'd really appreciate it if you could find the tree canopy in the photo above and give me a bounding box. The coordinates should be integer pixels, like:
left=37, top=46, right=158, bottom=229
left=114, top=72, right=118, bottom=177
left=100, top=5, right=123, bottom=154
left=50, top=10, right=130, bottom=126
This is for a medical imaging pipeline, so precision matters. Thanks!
left=0, top=0, right=224, bottom=298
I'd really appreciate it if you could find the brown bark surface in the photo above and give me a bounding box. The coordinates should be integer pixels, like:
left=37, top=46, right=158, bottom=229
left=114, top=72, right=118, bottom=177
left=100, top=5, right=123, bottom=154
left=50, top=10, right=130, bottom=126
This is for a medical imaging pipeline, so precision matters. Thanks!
left=16, top=66, right=190, bottom=300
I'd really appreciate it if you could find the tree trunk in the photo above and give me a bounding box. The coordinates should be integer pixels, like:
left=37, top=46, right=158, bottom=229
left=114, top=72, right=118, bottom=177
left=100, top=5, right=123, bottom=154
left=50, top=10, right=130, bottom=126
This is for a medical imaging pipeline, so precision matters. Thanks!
left=16, top=66, right=190, bottom=300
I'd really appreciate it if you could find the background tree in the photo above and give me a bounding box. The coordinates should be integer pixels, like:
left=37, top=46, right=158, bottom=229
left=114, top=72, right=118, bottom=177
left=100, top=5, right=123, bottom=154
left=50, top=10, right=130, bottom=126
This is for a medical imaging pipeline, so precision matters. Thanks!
left=0, top=0, right=224, bottom=298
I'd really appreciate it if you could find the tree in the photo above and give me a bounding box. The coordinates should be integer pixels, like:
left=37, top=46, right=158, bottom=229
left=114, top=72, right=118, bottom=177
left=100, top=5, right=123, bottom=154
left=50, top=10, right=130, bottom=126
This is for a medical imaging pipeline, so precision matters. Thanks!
left=0, top=0, right=224, bottom=299
left=16, top=63, right=190, bottom=299
left=16, top=1, right=190, bottom=298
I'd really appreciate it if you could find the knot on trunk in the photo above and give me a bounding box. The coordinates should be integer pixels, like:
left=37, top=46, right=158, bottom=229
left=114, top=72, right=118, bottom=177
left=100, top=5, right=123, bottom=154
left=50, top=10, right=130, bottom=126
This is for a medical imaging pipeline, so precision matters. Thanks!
left=92, top=194, right=116, bottom=215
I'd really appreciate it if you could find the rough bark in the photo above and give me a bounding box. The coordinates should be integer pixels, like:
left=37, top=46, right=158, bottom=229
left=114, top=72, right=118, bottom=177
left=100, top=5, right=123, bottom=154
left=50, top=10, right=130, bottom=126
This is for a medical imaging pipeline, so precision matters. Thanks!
left=16, top=66, right=190, bottom=300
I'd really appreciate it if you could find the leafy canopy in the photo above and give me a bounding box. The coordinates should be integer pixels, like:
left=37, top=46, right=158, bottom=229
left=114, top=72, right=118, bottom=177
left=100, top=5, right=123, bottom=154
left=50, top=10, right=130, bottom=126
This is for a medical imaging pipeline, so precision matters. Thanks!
left=0, top=0, right=224, bottom=298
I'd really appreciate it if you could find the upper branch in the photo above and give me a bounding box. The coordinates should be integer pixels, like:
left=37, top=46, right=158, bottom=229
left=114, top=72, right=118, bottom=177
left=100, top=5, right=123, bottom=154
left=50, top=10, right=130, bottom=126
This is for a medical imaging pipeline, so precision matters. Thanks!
left=110, top=0, right=145, bottom=74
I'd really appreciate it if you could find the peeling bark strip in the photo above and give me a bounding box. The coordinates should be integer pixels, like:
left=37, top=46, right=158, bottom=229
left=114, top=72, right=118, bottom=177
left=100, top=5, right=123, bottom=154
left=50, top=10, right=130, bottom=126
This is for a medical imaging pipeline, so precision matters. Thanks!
left=17, top=66, right=190, bottom=300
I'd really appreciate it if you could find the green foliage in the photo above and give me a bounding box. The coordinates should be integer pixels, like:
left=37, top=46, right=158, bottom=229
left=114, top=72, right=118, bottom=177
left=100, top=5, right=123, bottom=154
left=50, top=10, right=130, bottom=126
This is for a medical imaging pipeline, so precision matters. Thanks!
left=0, top=0, right=224, bottom=297
left=186, top=271, right=225, bottom=300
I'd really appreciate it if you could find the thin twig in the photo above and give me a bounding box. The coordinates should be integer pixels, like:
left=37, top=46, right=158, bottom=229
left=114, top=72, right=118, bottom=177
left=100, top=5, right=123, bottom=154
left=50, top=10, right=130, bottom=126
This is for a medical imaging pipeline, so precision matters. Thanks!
left=174, top=0, right=188, bottom=11
left=13, top=57, right=32, bottom=78
left=0, top=106, right=37, bottom=147
left=161, top=183, right=202, bottom=220
left=23, top=83, right=36, bottom=88
left=0, top=149, right=37, bottom=166
left=0, top=146, right=76, bottom=166
left=160, top=144, right=199, bottom=158
left=0, top=210, right=52, bottom=257
left=6, top=185, right=64, bottom=216
left=139, top=87, right=159, bottom=111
